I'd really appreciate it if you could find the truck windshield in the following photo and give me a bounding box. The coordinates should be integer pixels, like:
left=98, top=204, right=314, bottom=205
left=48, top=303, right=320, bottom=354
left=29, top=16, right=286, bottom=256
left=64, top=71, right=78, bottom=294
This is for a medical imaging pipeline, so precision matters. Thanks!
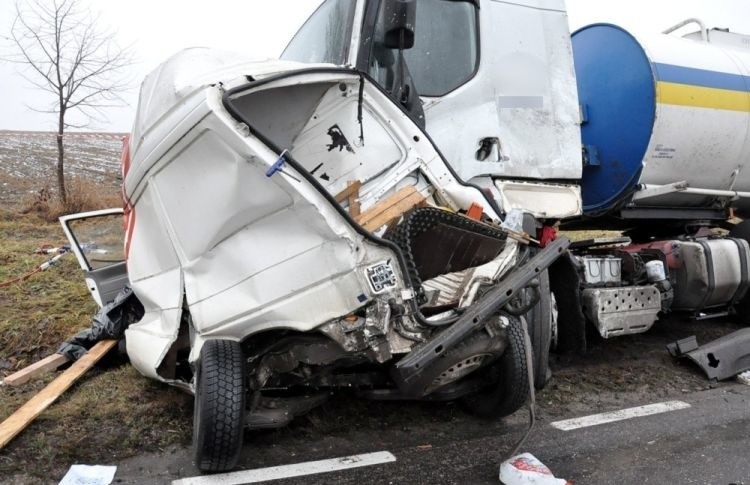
left=369, top=0, right=478, bottom=97
left=281, top=0, right=357, bottom=65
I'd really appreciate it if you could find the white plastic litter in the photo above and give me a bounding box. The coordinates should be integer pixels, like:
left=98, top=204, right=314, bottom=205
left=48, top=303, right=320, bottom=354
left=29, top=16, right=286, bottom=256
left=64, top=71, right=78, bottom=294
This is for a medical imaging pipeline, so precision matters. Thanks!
left=501, top=208, right=525, bottom=232
left=59, top=465, right=117, bottom=485
left=499, top=453, right=570, bottom=485
left=738, top=370, right=750, bottom=385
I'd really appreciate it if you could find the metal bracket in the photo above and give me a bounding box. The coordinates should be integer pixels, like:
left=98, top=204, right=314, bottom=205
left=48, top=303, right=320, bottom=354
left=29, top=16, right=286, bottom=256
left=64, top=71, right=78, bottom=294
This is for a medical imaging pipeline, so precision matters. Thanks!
left=631, top=181, right=689, bottom=201
left=583, top=145, right=600, bottom=166
left=632, top=180, right=750, bottom=202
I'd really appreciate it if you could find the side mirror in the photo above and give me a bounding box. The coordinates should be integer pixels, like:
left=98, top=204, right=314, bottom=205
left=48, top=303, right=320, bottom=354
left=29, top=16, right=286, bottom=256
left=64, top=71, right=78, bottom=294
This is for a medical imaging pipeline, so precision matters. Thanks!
left=382, top=0, right=416, bottom=49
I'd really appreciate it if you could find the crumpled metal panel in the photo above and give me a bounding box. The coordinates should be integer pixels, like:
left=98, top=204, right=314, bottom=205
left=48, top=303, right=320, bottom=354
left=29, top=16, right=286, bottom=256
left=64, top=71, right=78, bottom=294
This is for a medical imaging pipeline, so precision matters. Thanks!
left=582, top=286, right=661, bottom=338
left=422, top=270, right=470, bottom=307
left=668, top=329, right=750, bottom=381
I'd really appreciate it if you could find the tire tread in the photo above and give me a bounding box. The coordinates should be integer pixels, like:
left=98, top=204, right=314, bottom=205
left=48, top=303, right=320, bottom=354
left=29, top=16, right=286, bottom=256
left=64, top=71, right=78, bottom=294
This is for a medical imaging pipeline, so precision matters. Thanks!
left=193, top=339, right=245, bottom=472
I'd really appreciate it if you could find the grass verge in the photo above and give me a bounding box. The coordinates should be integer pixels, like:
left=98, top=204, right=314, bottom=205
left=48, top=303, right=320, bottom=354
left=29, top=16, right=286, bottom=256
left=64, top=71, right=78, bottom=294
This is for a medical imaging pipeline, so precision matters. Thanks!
left=0, top=209, right=191, bottom=482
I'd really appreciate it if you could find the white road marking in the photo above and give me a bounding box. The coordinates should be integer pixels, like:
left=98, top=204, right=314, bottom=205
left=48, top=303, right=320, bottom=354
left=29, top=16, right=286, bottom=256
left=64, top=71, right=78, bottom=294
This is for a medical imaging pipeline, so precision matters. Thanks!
left=551, top=400, right=691, bottom=431
left=171, top=451, right=396, bottom=485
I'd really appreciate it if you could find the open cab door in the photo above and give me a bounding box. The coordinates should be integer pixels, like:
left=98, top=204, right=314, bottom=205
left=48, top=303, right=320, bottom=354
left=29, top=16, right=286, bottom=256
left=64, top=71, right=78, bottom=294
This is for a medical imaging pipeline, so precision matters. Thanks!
left=59, top=208, right=128, bottom=307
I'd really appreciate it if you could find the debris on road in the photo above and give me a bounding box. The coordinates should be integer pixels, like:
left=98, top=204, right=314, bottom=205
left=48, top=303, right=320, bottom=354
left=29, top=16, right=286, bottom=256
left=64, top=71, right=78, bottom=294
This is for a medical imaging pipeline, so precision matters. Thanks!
left=667, top=329, right=750, bottom=381
left=0, top=286, right=143, bottom=449
left=738, top=370, right=750, bottom=386
left=0, top=339, right=117, bottom=449
left=499, top=453, right=570, bottom=485
left=59, top=464, right=117, bottom=485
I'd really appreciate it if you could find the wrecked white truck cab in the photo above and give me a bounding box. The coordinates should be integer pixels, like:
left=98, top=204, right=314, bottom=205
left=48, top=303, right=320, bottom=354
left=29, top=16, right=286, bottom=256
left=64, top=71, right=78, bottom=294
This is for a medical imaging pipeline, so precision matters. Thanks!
left=123, top=48, right=515, bottom=376
left=60, top=0, right=576, bottom=473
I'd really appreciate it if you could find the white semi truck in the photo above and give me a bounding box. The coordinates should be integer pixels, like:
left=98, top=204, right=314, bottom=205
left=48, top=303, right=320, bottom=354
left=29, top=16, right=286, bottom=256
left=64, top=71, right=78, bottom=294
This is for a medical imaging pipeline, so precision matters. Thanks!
left=60, top=0, right=750, bottom=472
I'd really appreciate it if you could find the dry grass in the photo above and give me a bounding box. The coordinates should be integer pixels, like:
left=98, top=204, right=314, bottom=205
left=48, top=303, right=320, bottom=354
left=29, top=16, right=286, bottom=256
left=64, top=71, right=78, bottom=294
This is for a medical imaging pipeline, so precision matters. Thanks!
left=0, top=209, right=191, bottom=481
left=21, top=178, right=123, bottom=223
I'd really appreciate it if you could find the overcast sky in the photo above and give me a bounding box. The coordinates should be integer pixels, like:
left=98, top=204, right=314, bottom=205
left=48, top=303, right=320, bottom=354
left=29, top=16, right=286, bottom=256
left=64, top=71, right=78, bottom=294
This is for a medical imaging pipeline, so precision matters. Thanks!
left=1, top=0, right=748, bottom=132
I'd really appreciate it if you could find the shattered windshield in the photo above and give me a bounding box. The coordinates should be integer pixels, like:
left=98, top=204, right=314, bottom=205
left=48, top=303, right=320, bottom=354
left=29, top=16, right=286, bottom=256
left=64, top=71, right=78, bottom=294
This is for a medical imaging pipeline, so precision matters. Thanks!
left=281, top=0, right=357, bottom=65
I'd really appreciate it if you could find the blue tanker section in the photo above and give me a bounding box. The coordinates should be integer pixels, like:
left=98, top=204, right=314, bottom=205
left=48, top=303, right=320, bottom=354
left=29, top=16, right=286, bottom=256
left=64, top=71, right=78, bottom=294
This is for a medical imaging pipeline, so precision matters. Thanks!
left=572, top=24, right=656, bottom=215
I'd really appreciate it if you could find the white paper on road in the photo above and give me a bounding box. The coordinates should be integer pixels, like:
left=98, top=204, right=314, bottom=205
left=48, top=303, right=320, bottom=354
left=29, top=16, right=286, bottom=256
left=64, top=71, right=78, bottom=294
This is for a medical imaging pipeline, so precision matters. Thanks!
left=58, top=464, right=117, bottom=485
left=551, top=400, right=691, bottom=431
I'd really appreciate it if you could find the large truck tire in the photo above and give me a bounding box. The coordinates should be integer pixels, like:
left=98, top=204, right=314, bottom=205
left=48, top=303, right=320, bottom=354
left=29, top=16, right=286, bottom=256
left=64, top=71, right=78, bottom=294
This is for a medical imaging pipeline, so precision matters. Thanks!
left=406, top=325, right=505, bottom=397
left=526, top=270, right=552, bottom=389
left=193, top=339, right=246, bottom=472
left=460, top=315, right=530, bottom=419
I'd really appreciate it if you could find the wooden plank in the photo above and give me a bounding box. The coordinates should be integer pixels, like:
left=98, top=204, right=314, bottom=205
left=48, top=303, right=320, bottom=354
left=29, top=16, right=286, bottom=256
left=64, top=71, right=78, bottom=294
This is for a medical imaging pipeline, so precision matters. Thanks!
left=347, top=181, right=361, bottom=218
left=356, top=186, right=426, bottom=232
left=333, top=180, right=362, bottom=204
left=0, top=339, right=117, bottom=450
left=1, top=353, right=70, bottom=387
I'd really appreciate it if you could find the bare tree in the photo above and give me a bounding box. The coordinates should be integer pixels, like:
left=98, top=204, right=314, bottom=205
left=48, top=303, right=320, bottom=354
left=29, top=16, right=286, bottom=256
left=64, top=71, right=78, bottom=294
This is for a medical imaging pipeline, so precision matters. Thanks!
left=6, top=0, right=131, bottom=204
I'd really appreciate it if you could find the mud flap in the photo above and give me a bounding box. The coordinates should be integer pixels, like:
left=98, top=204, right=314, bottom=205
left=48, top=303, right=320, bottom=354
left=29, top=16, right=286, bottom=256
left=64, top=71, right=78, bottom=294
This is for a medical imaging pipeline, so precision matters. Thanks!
left=549, top=252, right=587, bottom=353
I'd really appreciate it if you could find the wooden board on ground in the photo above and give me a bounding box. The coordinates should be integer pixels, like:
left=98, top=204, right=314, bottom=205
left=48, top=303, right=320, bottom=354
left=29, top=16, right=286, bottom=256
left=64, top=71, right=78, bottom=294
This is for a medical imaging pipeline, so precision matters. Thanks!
left=356, top=186, right=427, bottom=232
left=1, top=353, right=70, bottom=387
left=0, top=339, right=117, bottom=450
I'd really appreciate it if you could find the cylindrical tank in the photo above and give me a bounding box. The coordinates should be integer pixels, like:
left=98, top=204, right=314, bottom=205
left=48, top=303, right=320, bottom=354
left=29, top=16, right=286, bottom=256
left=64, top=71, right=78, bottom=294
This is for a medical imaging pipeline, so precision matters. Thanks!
left=572, top=23, right=750, bottom=215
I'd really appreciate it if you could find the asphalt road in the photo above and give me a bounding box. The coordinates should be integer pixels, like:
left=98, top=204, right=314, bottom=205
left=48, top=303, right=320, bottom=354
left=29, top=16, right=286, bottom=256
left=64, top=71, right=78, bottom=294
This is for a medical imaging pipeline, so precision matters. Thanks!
left=113, top=381, right=750, bottom=484
left=111, top=315, right=750, bottom=484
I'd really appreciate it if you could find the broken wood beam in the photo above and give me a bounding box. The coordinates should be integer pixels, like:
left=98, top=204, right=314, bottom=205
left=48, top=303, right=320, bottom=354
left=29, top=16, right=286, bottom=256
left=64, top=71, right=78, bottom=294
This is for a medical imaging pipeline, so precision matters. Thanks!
left=334, top=180, right=362, bottom=204
left=346, top=181, right=361, bottom=218
left=355, top=186, right=427, bottom=232
left=1, top=353, right=70, bottom=387
left=0, top=339, right=117, bottom=450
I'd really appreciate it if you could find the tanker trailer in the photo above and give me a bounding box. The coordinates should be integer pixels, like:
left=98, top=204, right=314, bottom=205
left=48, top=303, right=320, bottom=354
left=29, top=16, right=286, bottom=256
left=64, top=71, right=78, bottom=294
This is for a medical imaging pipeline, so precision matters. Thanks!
left=551, top=21, right=750, bottom=349
left=573, top=21, right=750, bottom=224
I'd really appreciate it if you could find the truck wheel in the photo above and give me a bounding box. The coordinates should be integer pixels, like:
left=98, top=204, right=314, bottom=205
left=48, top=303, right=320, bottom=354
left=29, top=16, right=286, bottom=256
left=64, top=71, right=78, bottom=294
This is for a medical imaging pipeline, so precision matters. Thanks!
left=193, top=339, right=246, bottom=472
left=526, top=271, right=552, bottom=389
left=406, top=327, right=503, bottom=398
left=461, top=314, right=530, bottom=419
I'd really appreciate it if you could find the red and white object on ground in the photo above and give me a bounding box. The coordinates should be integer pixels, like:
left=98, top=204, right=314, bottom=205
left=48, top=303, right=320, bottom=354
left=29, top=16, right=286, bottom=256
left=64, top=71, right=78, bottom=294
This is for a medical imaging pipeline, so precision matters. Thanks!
left=499, top=453, right=571, bottom=485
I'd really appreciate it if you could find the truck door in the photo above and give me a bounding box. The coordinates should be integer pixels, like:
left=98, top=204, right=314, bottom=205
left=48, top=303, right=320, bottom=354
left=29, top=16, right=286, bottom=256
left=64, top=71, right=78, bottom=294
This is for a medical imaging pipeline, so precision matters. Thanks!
left=59, top=208, right=129, bottom=308
left=357, top=0, right=582, bottom=218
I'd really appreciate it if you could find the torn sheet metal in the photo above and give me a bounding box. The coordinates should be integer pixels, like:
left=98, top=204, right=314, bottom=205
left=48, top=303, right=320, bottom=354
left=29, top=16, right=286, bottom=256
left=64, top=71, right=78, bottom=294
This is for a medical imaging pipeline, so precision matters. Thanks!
left=667, top=329, right=750, bottom=381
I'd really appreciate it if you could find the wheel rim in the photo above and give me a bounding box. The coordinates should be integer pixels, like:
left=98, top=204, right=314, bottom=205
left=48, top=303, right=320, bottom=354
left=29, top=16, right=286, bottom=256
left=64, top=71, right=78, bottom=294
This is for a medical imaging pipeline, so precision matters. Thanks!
left=425, top=352, right=492, bottom=394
